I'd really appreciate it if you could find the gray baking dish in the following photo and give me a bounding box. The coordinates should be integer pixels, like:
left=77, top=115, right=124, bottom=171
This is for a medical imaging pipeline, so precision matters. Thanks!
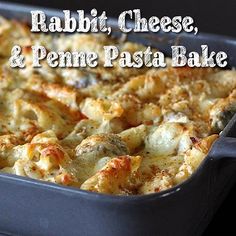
left=0, top=1, right=236, bottom=236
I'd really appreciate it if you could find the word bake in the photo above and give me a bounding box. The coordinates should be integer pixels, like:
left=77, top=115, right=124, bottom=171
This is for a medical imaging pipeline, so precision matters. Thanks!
left=8, top=9, right=229, bottom=69
left=17, top=45, right=227, bottom=68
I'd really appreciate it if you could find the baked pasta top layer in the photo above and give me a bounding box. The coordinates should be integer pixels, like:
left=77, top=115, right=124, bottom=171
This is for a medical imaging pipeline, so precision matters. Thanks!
left=0, top=16, right=235, bottom=195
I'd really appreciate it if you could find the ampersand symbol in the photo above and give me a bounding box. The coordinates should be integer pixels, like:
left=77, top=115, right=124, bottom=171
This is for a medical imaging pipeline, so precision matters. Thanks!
left=9, top=45, right=25, bottom=68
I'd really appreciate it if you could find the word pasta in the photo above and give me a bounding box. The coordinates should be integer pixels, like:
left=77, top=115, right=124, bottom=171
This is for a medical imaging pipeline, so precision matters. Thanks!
left=28, top=45, right=227, bottom=68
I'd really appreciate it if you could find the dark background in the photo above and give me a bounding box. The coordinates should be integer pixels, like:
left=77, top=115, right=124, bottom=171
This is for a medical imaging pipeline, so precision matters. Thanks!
left=4, top=0, right=236, bottom=235
left=5, top=0, right=236, bottom=38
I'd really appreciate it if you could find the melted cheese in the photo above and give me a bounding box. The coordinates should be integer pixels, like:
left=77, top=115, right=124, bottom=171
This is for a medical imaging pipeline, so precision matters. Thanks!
left=0, top=17, right=235, bottom=195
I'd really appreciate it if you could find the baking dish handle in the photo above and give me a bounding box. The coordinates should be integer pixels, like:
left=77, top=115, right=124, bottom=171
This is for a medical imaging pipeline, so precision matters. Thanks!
left=210, top=136, right=236, bottom=160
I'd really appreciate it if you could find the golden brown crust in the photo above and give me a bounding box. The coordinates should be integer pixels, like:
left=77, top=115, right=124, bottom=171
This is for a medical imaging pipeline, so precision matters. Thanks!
left=0, top=17, right=235, bottom=195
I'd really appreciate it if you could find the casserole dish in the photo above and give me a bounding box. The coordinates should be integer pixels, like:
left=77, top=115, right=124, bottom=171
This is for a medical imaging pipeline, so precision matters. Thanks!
left=0, top=1, right=236, bottom=235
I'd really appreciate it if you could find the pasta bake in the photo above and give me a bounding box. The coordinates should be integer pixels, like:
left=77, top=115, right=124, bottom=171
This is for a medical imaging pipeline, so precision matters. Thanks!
left=0, top=16, right=236, bottom=195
